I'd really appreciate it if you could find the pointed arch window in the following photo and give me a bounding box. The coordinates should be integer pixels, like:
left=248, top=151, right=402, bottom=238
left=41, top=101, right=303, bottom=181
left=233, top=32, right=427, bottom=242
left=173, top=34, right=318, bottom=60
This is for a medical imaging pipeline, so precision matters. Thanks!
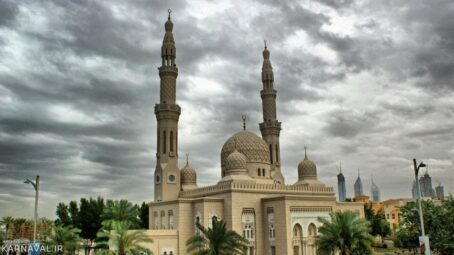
left=157, top=129, right=160, bottom=153
left=275, top=144, right=279, bottom=163
left=170, top=131, right=174, bottom=152
left=269, top=144, right=273, bottom=164
left=163, top=131, right=166, bottom=153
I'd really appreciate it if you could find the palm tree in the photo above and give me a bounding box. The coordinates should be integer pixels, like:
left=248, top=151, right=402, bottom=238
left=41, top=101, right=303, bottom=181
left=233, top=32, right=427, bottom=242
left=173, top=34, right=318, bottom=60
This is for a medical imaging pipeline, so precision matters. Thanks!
left=186, top=218, right=249, bottom=255
left=46, top=225, right=81, bottom=255
left=102, top=200, right=141, bottom=229
left=316, top=210, right=374, bottom=255
left=1, top=216, right=14, bottom=239
left=96, top=221, right=152, bottom=255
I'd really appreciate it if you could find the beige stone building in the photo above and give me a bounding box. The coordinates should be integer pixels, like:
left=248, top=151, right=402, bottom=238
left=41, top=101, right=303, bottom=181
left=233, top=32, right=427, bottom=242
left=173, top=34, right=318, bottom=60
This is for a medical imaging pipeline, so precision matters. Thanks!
left=144, top=12, right=364, bottom=255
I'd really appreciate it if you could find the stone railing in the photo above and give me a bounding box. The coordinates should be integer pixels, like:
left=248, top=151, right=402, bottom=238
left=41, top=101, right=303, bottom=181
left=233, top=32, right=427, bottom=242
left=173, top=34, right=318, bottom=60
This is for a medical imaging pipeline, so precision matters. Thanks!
left=179, top=181, right=333, bottom=198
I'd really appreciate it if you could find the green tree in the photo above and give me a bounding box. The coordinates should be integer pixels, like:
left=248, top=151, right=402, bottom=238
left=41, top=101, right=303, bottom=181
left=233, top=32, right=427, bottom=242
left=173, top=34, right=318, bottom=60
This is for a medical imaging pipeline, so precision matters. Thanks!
left=56, top=203, right=71, bottom=227
left=316, top=211, right=374, bottom=255
left=0, top=216, right=14, bottom=239
left=68, top=200, right=80, bottom=228
left=96, top=221, right=152, bottom=255
left=79, top=197, right=105, bottom=241
left=186, top=218, right=249, bottom=255
left=101, top=200, right=141, bottom=230
left=139, top=202, right=149, bottom=229
left=396, top=197, right=454, bottom=255
left=10, top=218, right=27, bottom=239
left=430, top=197, right=454, bottom=255
left=364, top=203, right=391, bottom=243
left=46, top=225, right=81, bottom=255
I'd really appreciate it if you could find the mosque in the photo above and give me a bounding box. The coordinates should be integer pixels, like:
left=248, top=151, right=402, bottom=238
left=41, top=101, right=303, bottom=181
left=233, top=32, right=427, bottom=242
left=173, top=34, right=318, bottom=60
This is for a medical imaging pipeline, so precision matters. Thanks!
left=144, top=11, right=364, bottom=255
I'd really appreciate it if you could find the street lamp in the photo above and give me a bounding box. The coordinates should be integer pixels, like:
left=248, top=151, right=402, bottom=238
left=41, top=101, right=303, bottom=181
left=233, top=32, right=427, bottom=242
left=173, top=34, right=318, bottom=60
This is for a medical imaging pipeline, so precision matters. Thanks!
left=24, top=175, right=39, bottom=243
left=413, top=159, right=430, bottom=255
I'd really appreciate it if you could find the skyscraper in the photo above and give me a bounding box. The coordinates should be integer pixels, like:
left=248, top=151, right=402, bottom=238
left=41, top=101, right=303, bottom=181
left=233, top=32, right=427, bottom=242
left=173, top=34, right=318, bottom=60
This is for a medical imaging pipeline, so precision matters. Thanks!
left=354, top=168, right=364, bottom=197
left=435, top=184, right=445, bottom=199
left=371, top=175, right=381, bottom=202
left=337, top=163, right=346, bottom=202
left=419, top=171, right=434, bottom=197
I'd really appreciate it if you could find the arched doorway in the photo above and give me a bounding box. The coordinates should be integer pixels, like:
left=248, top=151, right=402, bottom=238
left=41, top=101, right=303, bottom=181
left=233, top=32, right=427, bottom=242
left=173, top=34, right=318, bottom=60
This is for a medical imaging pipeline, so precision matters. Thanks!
left=293, top=224, right=304, bottom=255
left=307, top=223, right=317, bottom=255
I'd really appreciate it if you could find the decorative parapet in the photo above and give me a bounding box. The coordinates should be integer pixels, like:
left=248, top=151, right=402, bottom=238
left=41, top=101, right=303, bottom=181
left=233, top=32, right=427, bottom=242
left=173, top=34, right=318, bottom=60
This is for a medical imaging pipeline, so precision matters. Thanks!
left=154, top=103, right=181, bottom=120
left=259, top=120, right=281, bottom=129
left=179, top=182, right=334, bottom=198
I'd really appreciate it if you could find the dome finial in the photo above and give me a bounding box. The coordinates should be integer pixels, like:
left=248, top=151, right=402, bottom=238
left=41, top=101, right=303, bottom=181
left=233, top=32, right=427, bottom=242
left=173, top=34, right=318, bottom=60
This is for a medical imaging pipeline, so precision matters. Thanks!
left=168, top=9, right=172, bottom=20
left=242, top=115, right=247, bottom=130
left=186, top=153, right=189, bottom=165
left=304, top=146, right=308, bottom=159
left=264, top=40, right=267, bottom=49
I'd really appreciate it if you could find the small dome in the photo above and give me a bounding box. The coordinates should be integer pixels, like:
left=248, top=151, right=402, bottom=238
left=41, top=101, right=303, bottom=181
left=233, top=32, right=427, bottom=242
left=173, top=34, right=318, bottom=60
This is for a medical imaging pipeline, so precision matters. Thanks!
left=181, top=163, right=196, bottom=184
left=298, top=151, right=317, bottom=180
left=221, top=131, right=270, bottom=170
left=225, top=150, right=247, bottom=171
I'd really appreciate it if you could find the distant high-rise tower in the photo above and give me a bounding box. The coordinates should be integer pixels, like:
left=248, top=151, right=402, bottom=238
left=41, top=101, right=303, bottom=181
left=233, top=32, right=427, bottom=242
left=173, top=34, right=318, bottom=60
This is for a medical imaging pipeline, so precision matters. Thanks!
left=412, top=180, right=419, bottom=199
left=419, top=170, right=434, bottom=197
left=354, top=168, right=364, bottom=197
left=371, top=175, right=381, bottom=202
left=435, top=184, right=444, bottom=199
left=337, top=163, right=346, bottom=202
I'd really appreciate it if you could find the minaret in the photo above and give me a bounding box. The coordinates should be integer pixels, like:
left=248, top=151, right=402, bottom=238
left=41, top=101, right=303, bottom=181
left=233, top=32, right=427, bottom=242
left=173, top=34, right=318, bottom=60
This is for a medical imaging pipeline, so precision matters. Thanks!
left=259, top=41, right=284, bottom=184
left=154, top=10, right=181, bottom=201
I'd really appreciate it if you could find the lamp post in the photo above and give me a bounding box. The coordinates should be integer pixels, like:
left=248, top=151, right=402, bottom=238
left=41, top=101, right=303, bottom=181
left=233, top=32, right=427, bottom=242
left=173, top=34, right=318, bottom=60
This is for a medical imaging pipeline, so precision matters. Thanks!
left=413, top=159, right=430, bottom=255
left=24, top=175, right=39, bottom=243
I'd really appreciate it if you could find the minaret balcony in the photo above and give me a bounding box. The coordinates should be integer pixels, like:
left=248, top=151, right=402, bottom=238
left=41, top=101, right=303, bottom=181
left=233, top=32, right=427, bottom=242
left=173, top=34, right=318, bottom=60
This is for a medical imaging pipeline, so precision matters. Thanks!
left=260, top=89, right=277, bottom=97
left=259, top=120, right=281, bottom=129
left=155, top=104, right=181, bottom=120
left=158, top=66, right=178, bottom=76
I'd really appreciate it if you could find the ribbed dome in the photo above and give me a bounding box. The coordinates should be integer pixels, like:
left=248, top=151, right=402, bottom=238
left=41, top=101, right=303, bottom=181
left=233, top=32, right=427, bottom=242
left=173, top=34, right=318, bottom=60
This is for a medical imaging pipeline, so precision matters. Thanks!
left=225, top=150, right=247, bottom=171
left=181, top=163, right=196, bottom=184
left=298, top=152, right=317, bottom=180
left=221, top=131, right=270, bottom=169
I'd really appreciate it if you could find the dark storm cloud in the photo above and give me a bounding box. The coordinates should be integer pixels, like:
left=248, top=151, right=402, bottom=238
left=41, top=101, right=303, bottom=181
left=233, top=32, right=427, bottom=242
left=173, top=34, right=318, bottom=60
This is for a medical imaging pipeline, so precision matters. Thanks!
left=323, top=109, right=378, bottom=139
left=0, top=0, right=18, bottom=27
left=0, top=0, right=453, bottom=217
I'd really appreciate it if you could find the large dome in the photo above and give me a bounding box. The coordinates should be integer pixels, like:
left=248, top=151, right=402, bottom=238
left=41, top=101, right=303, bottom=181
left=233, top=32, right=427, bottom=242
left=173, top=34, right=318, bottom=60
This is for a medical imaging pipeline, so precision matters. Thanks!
left=221, top=131, right=270, bottom=168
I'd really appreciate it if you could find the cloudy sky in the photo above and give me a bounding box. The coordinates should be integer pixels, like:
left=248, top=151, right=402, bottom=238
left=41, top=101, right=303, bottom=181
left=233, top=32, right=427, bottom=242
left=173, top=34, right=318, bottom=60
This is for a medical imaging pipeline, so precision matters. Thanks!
left=1, top=0, right=453, bottom=218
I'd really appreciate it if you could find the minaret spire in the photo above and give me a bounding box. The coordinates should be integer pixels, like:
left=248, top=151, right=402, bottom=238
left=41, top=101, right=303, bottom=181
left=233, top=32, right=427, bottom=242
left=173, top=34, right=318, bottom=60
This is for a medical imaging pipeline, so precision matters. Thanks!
left=242, top=115, right=247, bottom=130
left=259, top=42, right=283, bottom=184
left=154, top=11, right=181, bottom=202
